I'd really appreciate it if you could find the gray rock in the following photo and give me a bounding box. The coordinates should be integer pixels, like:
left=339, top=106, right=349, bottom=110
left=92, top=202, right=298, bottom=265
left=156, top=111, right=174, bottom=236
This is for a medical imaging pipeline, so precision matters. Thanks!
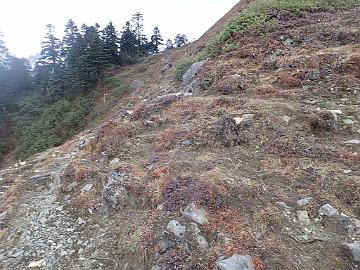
left=196, top=235, right=209, bottom=250
left=151, top=266, right=162, bottom=270
left=183, top=203, right=207, bottom=225
left=166, top=220, right=186, bottom=238
left=275, top=201, right=292, bottom=214
left=297, top=197, right=313, bottom=207
left=216, top=254, right=256, bottom=270
left=81, top=183, right=93, bottom=192
left=282, top=115, right=291, bottom=124
left=297, top=210, right=311, bottom=226
left=109, top=158, right=120, bottom=166
left=344, top=241, right=360, bottom=262
left=187, top=79, right=201, bottom=95
left=351, top=218, right=360, bottom=234
left=344, top=119, right=356, bottom=125
left=182, top=60, right=205, bottom=86
left=344, top=139, right=360, bottom=145
left=77, top=217, right=86, bottom=225
left=28, top=259, right=46, bottom=268
left=319, top=204, right=339, bottom=217
left=233, top=114, right=254, bottom=125
left=102, top=172, right=136, bottom=210
left=181, top=140, right=193, bottom=147
left=30, top=172, right=52, bottom=181
left=158, top=239, right=175, bottom=254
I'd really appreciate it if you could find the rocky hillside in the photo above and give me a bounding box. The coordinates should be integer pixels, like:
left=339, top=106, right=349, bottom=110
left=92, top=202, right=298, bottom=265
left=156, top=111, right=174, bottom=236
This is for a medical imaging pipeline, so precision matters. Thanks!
left=1, top=1, right=360, bottom=269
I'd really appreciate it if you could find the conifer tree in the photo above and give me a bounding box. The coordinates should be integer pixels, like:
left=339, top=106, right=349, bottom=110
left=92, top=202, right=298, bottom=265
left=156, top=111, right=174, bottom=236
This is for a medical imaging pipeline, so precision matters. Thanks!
left=165, top=39, right=174, bottom=51
left=131, top=12, right=148, bottom=55
left=150, top=26, right=163, bottom=53
left=62, top=19, right=80, bottom=60
left=102, top=21, right=120, bottom=65
left=119, top=21, right=137, bottom=57
left=174, top=34, right=188, bottom=48
left=39, top=24, right=61, bottom=72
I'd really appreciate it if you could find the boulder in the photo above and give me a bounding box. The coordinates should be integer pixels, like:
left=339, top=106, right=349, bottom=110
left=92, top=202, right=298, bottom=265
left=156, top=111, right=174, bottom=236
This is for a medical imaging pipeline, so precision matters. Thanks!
left=319, top=204, right=339, bottom=217
left=182, top=60, right=205, bottom=86
left=102, top=172, right=136, bottom=211
left=183, top=203, right=207, bottom=225
left=216, top=254, right=256, bottom=270
left=343, top=241, right=360, bottom=263
left=297, top=197, right=313, bottom=207
left=166, top=220, right=186, bottom=238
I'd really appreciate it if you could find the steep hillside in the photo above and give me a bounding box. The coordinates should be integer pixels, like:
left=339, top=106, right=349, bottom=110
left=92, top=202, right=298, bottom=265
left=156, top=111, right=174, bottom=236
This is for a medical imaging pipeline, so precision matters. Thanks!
left=1, top=1, right=360, bottom=269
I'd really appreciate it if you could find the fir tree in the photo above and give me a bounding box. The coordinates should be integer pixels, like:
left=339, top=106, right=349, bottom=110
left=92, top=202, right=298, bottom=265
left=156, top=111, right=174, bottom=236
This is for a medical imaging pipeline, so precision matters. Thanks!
left=131, top=12, right=148, bottom=56
left=150, top=26, right=163, bottom=53
left=39, top=24, right=61, bottom=72
left=102, top=21, right=120, bottom=65
left=174, top=34, right=188, bottom=48
left=165, top=39, right=174, bottom=51
left=119, top=21, right=137, bottom=57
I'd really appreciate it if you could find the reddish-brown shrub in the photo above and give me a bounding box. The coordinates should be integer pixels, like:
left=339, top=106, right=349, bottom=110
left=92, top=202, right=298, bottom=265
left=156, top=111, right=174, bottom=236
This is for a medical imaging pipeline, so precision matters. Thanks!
left=273, top=71, right=302, bottom=89
left=255, top=86, right=295, bottom=97
left=161, top=176, right=221, bottom=211
left=96, top=121, right=134, bottom=157
left=209, top=75, right=246, bottom=95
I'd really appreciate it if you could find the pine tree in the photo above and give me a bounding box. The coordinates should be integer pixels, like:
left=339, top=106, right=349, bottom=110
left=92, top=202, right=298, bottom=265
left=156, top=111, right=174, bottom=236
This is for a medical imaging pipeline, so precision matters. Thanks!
left=62, top=19, right=80, bottom=60
left=131, top=12, right=148, bottom=56
left=78, top=25, right=108, bottom=89
left=150, top=27, right=163, bottom=53
left=165, top=39, right=174, bottom=51
left=39, top=24, right=61, bottom=72
left=0, top=33, right=10, bottom=70
left=174, top=34, right=188, bottom=48
left=119, top=21, right=137, bottom=57
left=102, top=21, right=120, bottom=65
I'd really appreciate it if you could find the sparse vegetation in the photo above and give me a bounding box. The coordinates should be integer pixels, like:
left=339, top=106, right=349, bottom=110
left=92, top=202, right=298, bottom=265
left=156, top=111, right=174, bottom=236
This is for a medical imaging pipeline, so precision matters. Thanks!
left=172, top=58, right=196, bottom=82
left=203, top=0, right=360, bottom=57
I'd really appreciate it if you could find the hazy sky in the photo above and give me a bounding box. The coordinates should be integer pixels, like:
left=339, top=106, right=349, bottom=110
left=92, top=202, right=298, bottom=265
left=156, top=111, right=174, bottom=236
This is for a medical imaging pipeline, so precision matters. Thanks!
left=0, top=0, right=238, bottom=58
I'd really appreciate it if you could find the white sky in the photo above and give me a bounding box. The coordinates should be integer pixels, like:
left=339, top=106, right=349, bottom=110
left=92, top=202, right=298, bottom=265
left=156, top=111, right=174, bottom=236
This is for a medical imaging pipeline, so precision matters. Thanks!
left=0, top=0, right=238, bottom=58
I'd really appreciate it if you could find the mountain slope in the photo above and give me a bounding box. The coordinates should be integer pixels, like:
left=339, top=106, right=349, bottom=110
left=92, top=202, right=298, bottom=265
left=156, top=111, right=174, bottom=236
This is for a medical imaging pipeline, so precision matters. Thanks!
left=1, top=1, right=360, bottom=269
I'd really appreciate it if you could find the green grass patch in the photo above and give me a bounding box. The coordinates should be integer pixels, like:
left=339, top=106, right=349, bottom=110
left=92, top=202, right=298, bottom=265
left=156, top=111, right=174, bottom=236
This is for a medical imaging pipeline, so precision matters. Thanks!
left=203, top=0, right=360, bottom=57
left=172, top=58, right=196, bottom=82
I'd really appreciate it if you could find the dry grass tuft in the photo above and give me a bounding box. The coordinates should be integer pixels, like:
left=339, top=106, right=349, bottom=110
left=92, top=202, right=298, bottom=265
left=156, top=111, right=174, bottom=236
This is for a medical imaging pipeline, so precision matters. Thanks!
left=273, top=71, right=303, bottom=89
left=96, top=120, right=135, bottom=157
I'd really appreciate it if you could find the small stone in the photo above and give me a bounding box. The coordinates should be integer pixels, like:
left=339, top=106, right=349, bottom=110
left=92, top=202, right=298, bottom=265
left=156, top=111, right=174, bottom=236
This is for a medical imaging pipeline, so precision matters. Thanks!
left=166, top=220, right=186, bottom=238
left=282, top=115, right=291, bottom=123
left=233, top=114, right=254, bottom=125
left=344, top=139, right=360, bottom=145
left=297, top=210, right=311, bottom=226
left=81, top=183, right=93, bottom=192
left=27, top=259, right=46, bottom=268
left=109, top=158, right=120, bottom=166
left=39, top=217, right=47, bottom=225
left=183, top=203, right=207, bottom=225
left=343, top=169, right=352, bottom=174
left=216, top=254, right=255, bottom=270
left=151, top=266, right=162, bottom=270
left=343, top=241, right=360, bottom=262
left=297, top=197, right=313, bottom=207
left=181, top=140, right=193, bottom=147
left=196, top=235, right=209, bottom=250
left=319, top=204, right=339, bottom=217
left=77, top=217, right=86, bottom=225
left=344, top=119, right=356, bottom=125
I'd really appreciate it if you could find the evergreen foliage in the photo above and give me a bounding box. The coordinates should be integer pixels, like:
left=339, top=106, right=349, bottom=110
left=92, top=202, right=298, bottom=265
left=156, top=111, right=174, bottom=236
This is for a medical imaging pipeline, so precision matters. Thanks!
left=0, top=15, right=188, bottom=162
